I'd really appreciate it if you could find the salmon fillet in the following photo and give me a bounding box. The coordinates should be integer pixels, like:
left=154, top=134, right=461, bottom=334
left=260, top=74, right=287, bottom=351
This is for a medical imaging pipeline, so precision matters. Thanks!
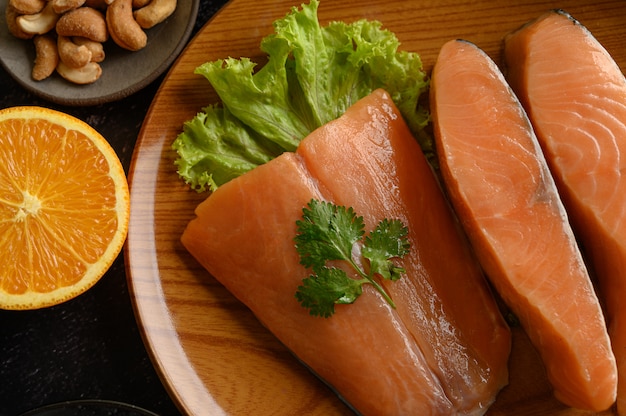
left=181, top=89, right=511, bottom=415
left=431, top=39, right=616, bottom=412
left=504, top=10, right=626, bottom=414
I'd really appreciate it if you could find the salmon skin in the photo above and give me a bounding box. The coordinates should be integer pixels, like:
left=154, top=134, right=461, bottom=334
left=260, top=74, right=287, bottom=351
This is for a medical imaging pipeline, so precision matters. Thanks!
left=504, top=9, right=626, bottom=414
left=431, top=39, right=617, bottom=412
left=181, top=89, right=511, bottom=415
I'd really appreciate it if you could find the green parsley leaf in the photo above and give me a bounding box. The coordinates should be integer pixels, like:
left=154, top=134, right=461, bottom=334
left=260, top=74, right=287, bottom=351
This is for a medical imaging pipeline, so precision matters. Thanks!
left=363, top=218, right=410, bottom=281
left=294, top=199, right=364, bottom=271
left=295, top=267, right=364, bottom=318
left=294, top=199, right=410, bottom=317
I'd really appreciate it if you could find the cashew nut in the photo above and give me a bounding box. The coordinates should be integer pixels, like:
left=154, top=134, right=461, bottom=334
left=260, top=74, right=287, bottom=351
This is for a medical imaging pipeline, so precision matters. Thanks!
left=56, top=6, right=108, bottom=42
left=57, top=35, right=92, bottom=68
left=6, top=0, right=177, bottom=86
left=131, top=0, right=150, bottom=9
left=32, top=34, right=59, bottom=81
left=106, top=0, right=146, bottom=51
left=73, top=37, right=105, bottom=62
left=56, top=61, right=102, bottom=84
left=16, top=2, right=60, bottom=35
left=51, top=0, right=87, bottom=14
left=133, top=0, right=176, bottom=29
left=83, top=0, right=113, bottom=9
left=5, top=5, right=33, bottom=39
left=9, top=0, right=45, bottom=15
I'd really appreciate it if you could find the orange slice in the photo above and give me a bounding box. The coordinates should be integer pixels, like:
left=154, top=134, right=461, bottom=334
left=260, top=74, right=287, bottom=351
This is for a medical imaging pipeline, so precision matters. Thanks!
left=0, top=106, right=130, bottom=310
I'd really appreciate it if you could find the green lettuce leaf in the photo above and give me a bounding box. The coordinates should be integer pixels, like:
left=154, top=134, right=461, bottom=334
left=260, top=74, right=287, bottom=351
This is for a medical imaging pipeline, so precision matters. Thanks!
left=173, top=0, right=430, bottom=192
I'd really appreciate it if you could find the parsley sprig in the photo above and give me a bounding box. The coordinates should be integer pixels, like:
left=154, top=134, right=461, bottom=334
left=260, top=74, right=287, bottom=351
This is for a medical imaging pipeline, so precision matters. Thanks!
left=294, top=199, right=410, bottom=318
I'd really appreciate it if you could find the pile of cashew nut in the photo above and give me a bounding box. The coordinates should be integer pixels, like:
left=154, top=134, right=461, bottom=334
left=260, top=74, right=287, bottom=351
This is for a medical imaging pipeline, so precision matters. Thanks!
left=5, top=0, right=177, bottom=84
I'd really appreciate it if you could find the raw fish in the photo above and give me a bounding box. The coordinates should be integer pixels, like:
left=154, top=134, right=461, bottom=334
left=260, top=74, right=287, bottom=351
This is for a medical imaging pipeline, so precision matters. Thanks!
left=431, top=38, right=617, bottom=412
left=182, top=89, right=511, bottom=415
left=504, top=10, right=626, bottom=413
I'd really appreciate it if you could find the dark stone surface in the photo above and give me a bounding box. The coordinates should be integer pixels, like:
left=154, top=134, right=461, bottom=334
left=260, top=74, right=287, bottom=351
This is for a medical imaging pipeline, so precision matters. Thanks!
left=0, top=1, right=228, bottom=414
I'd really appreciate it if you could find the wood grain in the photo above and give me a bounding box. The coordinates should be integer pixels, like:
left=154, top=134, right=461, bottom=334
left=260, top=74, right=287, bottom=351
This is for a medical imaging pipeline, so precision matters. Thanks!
left=125, top=1, right=626, bottom=414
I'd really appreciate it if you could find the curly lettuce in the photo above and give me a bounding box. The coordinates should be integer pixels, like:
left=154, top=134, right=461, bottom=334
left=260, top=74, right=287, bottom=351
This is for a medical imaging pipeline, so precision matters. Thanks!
left=173, top=0, right=430, bottom=192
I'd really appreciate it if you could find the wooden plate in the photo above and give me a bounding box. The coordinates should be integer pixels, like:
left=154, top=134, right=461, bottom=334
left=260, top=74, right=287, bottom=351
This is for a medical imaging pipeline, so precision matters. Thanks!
left=125, top=1, right=626, bottom=414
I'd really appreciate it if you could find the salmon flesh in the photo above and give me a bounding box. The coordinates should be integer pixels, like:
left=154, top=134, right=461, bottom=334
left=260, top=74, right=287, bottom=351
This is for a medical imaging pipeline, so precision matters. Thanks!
left=432, top=38, right=617, bottom=412
left=504, top=9, right=626, bottom=414
left=181, top=89, right=511, bottom=415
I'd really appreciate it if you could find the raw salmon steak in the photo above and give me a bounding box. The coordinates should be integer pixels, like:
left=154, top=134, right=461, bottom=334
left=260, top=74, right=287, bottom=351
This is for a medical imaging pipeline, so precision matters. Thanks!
left=504, top=10, right=626, bottom=414
left=431, top=39, right=616, bottom=412
left=181, top=89, right=511, bottom=415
